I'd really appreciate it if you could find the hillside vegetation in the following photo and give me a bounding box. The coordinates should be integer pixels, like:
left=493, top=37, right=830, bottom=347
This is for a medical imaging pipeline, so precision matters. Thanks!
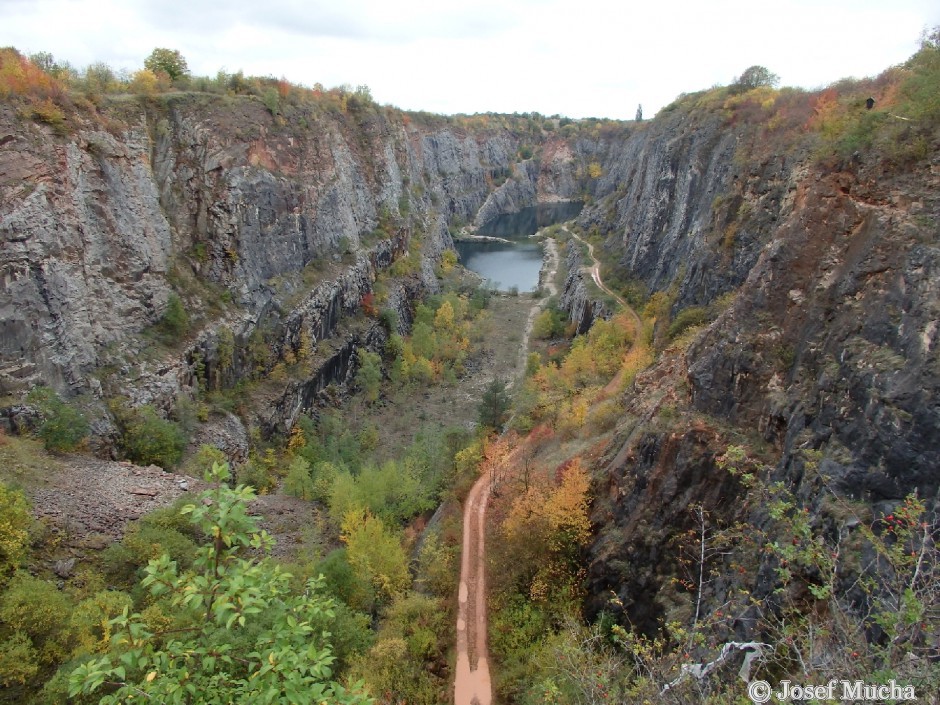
left=1, top=29, right=939, bottom=704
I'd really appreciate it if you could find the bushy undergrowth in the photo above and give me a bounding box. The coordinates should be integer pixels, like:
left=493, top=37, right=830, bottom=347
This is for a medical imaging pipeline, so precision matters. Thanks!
left=112, top=403, right=187, bottom=469
left=26, top=387, right=89, bottom=453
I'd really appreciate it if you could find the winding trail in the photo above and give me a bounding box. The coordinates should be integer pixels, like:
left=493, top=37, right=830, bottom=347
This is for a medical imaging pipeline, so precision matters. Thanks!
left=453, top=236, right=559, bottom=705
left=565, top=227, right=636, bottom=324
left=452, top=229, right=645, bottom=704
left=565, top=228, right=647, bottom=396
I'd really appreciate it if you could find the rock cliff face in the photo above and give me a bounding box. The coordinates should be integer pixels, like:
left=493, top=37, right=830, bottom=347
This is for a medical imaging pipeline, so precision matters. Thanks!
left=687, top=164, right=940, bottom=501
left=579, top=109, right=801, bottom=311
left=1, top=96, right=594, bottom=423
left=579, top=100, right=940, bottom=632
left=1, top=106, right=174, bottom=394
left=558, top=241, right=611, bottom=334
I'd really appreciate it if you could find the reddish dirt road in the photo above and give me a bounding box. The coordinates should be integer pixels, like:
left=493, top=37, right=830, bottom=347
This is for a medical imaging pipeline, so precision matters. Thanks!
left=453, top=463, right=493, bottom=705
left=454, top=236, right=561, bottom=705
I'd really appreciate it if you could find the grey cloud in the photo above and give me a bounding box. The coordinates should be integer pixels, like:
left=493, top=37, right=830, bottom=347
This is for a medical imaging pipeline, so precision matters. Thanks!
left=134, top=0, right=518, bottom=42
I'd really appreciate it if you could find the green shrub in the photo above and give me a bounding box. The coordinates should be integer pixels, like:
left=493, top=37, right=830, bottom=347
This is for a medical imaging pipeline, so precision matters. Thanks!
left=354, top=349, right=382, bottom=404
left=235, top=455, right=278, bottom=494
left=349, top=593, right=449, bottom=704
left=0, top=482, right=31, bottom=578
left=532, top=302, right=568, bottom=339
left=261, top=87, right=279, bottom=115
left=181, top=444, right=226, bottom=477
left=27, top=387, right=89, bottom=453
left=379, top=307, right=398, bottom=333
left=156, top=293, right=189, bottom=340
left=0, top=572, right=74, bottom=666
left=118, top=404, right=187, bottom=468
left=317, top=549, right=376, bottom=614
left=0, top=631, right=39, bottom=687
left=124, top=523, right=199, bottom=568
left=101, top=499, right=202, bottom=584
left=667, top=305, right=710, bottom=340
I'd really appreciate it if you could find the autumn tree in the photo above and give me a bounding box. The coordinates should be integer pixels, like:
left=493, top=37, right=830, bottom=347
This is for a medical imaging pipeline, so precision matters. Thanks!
left=143, top=47, right=189, bottom=82
left=355, top=349, right=382, bottom=404
left=732, top=65, right=779, bottom=92
left=341, top=509, right=409, bottom=609
left=501, top=458, right=591, bottom=607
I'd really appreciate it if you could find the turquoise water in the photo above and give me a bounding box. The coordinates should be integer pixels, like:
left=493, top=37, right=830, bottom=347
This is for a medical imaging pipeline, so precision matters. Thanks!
left=455, top=202, right=582, bottom=292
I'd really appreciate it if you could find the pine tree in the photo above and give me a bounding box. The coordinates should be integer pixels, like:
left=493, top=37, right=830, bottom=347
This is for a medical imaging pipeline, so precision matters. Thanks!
left=478, top=378, right=510, bottom=430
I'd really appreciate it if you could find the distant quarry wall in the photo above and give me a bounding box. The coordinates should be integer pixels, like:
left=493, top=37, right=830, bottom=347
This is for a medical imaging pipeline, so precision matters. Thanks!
left=0, top=96, right=608, bottom=434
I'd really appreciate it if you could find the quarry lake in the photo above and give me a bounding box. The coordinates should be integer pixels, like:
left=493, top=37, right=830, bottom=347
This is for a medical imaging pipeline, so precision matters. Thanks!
left=455, top=201, right=582, bottom=292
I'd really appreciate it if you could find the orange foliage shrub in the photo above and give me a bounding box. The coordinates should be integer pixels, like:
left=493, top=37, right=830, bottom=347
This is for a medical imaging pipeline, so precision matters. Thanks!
left=503, top=456, right=591, bottom=552
left=0, top=48, right=65, bottom=101
left=360, top=292, right=377, bottom=317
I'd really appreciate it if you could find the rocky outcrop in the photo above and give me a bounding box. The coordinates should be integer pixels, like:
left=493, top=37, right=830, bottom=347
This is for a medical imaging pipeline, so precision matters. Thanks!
left=585, top=134, right=940, bottom=635
left=579, top=109, right=801, bottom=313
left=1, top=110, right=174, bottom=395
left=559, top=241, right=611, bottom=333
left=0, top=96, right=596, bottom=420
left=687, top=165, right=940, bottom=502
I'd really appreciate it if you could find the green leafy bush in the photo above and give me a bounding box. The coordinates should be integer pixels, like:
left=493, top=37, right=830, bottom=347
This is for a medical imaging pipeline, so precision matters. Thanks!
left=667, top=305, right=710, bottom=340
left=0, top=631, right=40, bottom=687
left=0, top=572, right=74, bottom=667
left=532, top=302, right=568, bottom=340
left=116, top=404, right=187, bottom=468
left=354, top=349, right=382, bottom=404
left=27, top=386, right=89, bottom=453
left=156, top=292, right=189, bottom=341
left=0, top=482, right=31, bottom=578
left=69, top=463, right=371, bottom=705
left=181, top=443, right=226, bottom=477
left=101, top=499, right=202, bottom=584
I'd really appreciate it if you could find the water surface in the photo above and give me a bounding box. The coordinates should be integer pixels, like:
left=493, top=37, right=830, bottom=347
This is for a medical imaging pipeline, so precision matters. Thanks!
left=456, top=202, right=582, bottom=292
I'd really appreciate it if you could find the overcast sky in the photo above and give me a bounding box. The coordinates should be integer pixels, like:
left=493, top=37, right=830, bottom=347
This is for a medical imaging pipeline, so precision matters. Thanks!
left=2, top=0, right=938, bottom=119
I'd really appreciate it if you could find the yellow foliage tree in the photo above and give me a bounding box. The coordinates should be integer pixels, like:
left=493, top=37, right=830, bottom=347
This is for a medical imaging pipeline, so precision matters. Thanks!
left=341, top=509, right=409, bottom=605
left=440, top=249, right=458, bottom=274
left=286, top=424, right=306, bottom=454
left=129, top=69, right=160, bottom=95
left=298, top=329, right=314, bottom=363
left=503, top=457, right=591, bottom=552
left=542, top=458, right=591, bottom=549
left=433, top=300, right=455, bottom=332
left=0, top=483, right=30, bottom=577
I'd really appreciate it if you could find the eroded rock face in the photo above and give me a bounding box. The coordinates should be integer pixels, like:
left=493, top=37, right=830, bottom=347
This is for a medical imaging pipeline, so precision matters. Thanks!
left=578, top=110, right=801, bottom=312
left=584, top=134, right=940, bottom=634
left=559, top=241, right=611, bottom=334
left=686, top=168, right=940, bottom=502
left=0, top=97, right=592, bottom=410
left=1, top=114, right=174, bottom=393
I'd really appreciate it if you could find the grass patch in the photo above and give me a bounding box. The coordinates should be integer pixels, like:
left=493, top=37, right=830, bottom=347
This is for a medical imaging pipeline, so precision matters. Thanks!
left=0, top=435, right=65, bottom=491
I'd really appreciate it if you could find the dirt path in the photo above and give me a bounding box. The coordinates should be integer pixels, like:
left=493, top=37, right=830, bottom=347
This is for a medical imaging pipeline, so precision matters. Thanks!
left=453, top=461, right=493, bottom=705
left=563, top=228, right=648, bottom=397
left=454, top=236, right=559, bottom=705
left=566, top=228, right=636, bottom=322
